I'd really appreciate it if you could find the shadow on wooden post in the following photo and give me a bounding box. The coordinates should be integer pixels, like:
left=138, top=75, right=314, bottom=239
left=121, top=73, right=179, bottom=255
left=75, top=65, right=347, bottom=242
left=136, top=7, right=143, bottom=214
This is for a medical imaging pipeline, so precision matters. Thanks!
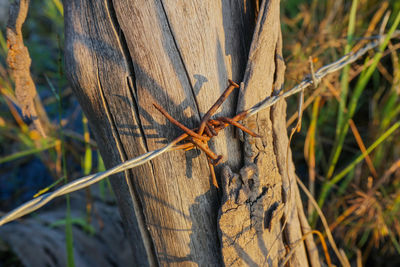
left=64, top=0, right=320, bottom=266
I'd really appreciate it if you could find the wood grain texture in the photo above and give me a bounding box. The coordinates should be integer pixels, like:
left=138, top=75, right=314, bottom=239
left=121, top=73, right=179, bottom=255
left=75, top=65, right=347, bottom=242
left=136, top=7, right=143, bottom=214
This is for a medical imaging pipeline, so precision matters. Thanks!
left=7, top=0, right=50, bottom=136
left=64, top=0, right=319, bottom=266
left=65, top=0, right=254, bottom=265
left=218, top=0, right=320, bottom=266
left=219, top=1, right=288, bottom=265
left=64, top=1, right=152, bottom=265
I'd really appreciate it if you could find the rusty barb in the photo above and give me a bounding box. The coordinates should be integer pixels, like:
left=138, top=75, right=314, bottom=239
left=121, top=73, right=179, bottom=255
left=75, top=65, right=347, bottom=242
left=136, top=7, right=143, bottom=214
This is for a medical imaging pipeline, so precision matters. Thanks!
left=153, top=79, right=259, bottom=188
left=2, top=32, right=399, bottom=226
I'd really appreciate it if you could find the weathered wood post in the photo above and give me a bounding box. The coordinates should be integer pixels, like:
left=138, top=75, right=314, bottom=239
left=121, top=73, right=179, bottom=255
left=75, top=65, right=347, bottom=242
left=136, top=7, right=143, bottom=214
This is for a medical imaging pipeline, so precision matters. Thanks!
left=64, top=0, right=320, bottom=266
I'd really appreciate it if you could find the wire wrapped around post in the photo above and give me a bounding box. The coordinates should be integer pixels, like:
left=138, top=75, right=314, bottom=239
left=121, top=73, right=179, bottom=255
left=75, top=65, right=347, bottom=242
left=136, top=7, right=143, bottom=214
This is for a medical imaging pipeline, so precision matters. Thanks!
left=0, top=31, right=399, bottom=226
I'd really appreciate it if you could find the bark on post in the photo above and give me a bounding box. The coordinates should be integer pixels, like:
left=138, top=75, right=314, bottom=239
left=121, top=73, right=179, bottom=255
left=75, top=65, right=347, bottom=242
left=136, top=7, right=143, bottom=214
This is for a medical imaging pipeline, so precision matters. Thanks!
left=64, top=0, right=320, bottom=266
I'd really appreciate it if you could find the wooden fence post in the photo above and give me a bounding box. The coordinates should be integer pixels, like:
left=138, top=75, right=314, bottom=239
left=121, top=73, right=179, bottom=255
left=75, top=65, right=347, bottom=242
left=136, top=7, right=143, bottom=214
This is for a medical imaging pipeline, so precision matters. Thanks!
left=64, top=0, right=320, bottom=266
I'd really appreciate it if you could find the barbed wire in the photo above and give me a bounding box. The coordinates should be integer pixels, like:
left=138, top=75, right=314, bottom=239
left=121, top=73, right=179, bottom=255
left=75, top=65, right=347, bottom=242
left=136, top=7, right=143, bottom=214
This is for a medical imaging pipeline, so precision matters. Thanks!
left=247, top=30, right=400, bottom=117
left=1, top=31, right=399, bottom=227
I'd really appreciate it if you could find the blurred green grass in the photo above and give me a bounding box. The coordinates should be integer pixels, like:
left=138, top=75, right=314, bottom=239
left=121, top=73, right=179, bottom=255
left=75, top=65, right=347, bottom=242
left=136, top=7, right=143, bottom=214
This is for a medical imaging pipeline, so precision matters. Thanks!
left=0, top=1, right=109, bottom=266
left=283, top=0, right=400, bottom=264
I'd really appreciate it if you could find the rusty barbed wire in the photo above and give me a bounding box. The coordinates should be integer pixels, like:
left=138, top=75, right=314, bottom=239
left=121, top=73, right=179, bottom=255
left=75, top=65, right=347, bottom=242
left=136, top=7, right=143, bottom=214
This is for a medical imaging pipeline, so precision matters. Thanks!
left=0, top=31, right=399, bottom=226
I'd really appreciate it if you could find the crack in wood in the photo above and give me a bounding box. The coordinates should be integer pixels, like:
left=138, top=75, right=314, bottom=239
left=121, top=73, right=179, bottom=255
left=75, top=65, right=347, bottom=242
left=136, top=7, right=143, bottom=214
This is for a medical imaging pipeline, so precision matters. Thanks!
left=158, top=0, right=202, bottom=122
left=104, top=0, right=149, bottom=152
left=101, top=1, right=160, bottom=265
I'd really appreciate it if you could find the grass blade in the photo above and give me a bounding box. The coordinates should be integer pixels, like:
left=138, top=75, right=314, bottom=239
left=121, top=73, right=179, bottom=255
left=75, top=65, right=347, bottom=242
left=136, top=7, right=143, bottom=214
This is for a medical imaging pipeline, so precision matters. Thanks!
left=319, top=120, right=400, bottom=208
left=326, top=10, right=400, bottom=179
left=0, top=142, right=56, bottom=164
left=337, top=0, right=358, bottom=136
left=47, top=54, right=75, bottom=266
left=65, top=195, right=75, bottom=267
left=82, top=115, right=92, bottom=176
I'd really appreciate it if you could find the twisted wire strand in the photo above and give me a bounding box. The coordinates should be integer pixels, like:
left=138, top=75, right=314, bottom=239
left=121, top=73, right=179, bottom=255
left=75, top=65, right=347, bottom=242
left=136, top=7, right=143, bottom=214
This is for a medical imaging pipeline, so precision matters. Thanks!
left=1, top=31, right=399, bottom=226
left=0, top=142, right=176, bottom=225
left=247, top=30, right=400, bottom=117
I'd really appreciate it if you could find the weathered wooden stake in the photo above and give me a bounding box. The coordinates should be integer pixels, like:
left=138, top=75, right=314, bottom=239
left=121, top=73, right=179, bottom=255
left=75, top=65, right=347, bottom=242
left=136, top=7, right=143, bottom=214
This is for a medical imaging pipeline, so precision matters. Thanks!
left=64, top=0, right=320, bottom=266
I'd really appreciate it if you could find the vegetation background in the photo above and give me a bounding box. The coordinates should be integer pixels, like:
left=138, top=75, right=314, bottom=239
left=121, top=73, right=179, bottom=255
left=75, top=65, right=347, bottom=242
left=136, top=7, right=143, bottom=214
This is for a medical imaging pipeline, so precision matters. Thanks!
left=0, top=0, right=399, bottom=266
